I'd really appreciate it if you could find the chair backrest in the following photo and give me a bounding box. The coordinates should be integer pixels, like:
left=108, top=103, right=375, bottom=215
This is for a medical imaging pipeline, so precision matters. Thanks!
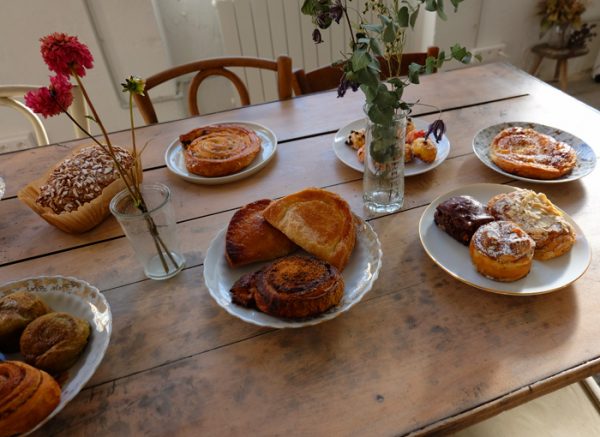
left=0, top=85, right=90, bottom=146
left=134, top=55, right=298, bottom=125
left=294, top=47, right=440, bottom=95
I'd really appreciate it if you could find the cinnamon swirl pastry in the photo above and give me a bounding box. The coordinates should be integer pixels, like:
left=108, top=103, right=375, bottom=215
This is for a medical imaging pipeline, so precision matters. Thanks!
left=230, top=255, right=344, bottom=318
left=225, top=199, right=297, bottom=267
left=0, top=361, right=61, bottom=437
left=262, top=188, right=356, bottom=271
left=20, top=312, right=90, bottom=373
left=0, top=292, right=51, bottom=352
left=180, top=124, right=261, bottom=177
left=488, top=189, right=576, bottom=260
left=469, top=221, right=535, bottom=282
left=490, top=127, right=577, bottom=179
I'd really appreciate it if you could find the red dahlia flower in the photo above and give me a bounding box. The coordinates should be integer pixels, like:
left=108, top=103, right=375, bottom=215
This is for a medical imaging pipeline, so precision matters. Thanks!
left=24, top=74, right=74, bottom=118
left=40, top=32, right=94, bottom=77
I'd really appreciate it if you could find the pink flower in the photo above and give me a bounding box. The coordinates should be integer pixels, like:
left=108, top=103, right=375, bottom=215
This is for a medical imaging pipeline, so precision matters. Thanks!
left=40, top=33, right=94, bottom=77
left=24, top=74, right=74, bottom=118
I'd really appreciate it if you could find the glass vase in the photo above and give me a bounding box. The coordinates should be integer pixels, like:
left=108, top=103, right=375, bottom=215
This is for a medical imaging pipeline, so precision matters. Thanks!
left=110, top=183, right=185, bottom=280
left=363, top=112, right=407, bottom=213
left=547, top=23, right=571, bottom=49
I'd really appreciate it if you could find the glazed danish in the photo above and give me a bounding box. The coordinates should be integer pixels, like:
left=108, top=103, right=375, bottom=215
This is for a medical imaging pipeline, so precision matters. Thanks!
left=469, top=221, right=535, bottom=282
left=225, top=199, right=297, bottom=267
left=490, top=127, right=577, bottom=179
left=0, top=361, right=61, bottom=437
left=180, top=124, right=261, bottom=177
left=230, top=255, right=344, bottom=318
left=488, top=189, right=576, bottom=260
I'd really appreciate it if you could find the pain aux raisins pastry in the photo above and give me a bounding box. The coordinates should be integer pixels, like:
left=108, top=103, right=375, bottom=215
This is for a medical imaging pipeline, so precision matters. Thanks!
left=434, top=196, right=495, bottom=245
left=488, top=189, right=576, bottom=260
left=469, top=221, right=535, bottom=282
left=490, top=127, right=577, bottom=179
left=179, top=124, right=261, bottom=177
left=230, top=255, right=344, bottom=318
left=18, top=144, right=137, bottom=233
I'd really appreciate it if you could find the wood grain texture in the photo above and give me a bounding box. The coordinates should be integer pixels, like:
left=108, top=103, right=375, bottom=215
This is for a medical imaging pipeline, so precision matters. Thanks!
left=2, top=63, right=600, bottom=436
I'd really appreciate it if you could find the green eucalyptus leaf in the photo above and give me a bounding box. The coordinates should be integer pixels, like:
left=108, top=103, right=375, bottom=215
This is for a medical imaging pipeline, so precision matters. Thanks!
left=450, top=0, right=463, bottom=11
left=474, top=53, right=483, bottom=62
left=398, top=6, right=409, bottom=27
left=436, top=0, right=447, bottom=20
left=356, top=67, right=380, bottom=88
left=374, top=88, right=398, bottom=109
left=361, top=84, right=378, bottom=103
left=362, top=23, right=383, bottom=33
left=408, top=63, right=422, bottom=84
left=382, top=22, right=397, bottom=43
left=352, top=49, right=371, bottom=71
left=425, top=56, right=436, bottom=74
left=370, top=39, right=383, bottom=56
left=379, top=14, right=392, bottom=25
left=450, top=43, right=469, bottom=62
left=409, top=6, right=420, bottom=28
left=425, top=0, right=437, bottom=12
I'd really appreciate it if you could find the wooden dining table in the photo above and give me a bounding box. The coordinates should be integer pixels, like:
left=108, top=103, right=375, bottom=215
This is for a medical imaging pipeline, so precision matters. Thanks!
left=1, top=62, right=599, bottom=436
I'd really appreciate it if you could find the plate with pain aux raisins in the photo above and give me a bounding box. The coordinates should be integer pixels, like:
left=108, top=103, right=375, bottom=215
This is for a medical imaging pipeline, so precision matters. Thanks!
left=332, top=118, right=450, bottom=176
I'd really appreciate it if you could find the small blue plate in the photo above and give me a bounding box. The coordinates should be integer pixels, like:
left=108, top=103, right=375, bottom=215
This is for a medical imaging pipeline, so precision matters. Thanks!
left=472, top=121, right=596, bottom=184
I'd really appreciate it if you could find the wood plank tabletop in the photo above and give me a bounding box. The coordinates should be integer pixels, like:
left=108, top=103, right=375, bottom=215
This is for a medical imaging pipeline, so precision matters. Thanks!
left=1, top=62, right=599, bottom=436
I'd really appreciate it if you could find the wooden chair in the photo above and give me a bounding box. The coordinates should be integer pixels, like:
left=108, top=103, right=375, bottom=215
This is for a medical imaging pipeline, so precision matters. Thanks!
left=0, top=85, right=89, bottom=146
left=294, top=47, right=440, bottom=95
left=134, top=56, right=298, bottom=125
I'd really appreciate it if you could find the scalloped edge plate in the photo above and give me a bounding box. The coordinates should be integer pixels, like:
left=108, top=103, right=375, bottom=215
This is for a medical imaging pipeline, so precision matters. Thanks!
left=165, top=121, right=277, bottom=185
left=0, top=276, right=111, bottom=435
left=418, top=183, right=591, bottom=295
left=204, top=217, right=382, bottom=328
left=332, top=118, right=451, bottom=175
left=472, top=121, right=596, bottom=184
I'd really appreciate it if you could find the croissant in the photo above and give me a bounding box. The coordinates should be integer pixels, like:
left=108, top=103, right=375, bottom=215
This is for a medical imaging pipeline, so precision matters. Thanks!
left=0, top=292, right=51, bottom=352
left=20, top=312, right=90, bottom=373
left=0, top=361, right=61, bottom=437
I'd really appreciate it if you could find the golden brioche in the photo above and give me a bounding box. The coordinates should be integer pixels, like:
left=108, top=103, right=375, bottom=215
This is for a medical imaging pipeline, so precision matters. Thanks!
left=490, top=127, right=577, bottom=179
left=225, top=199, right=297, bottom=267
left=488, top=189, right=575, bottom=260
left=469, top=221, right=535, bottom=282
left=20, top=312, right=90, bottom=373
left=412, top=137, right=437, bottom=163
left=0, top=292, right=51, bottom=352
left=0, top=361, right=61, bottom=437
left=262, top=188, right=356, bottom=271
left=230, top=255, right=344, bottom=318
left=180, top=124, right=261, bottom=177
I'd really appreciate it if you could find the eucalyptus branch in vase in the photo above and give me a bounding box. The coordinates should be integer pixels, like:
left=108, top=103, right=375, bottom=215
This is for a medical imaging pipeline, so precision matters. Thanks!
left=25, top=33, right=182, bottom=276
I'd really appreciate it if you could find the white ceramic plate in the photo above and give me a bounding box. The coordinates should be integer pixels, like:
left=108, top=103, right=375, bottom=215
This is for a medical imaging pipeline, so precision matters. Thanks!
left=418, top=183, right=591, bottom=295
left=165, top=121, right=277, bottom=185
left=204, top=218, right=382, bottom=328
left=0, top=276, right=111, bottom=435
left=333, top=118, right=451, bottom=175
left=472, top=121, right=596, bottom=184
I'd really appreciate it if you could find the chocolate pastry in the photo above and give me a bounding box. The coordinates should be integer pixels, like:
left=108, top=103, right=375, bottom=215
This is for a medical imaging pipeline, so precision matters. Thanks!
left=230, top=255, right=344, bottom=318
left=0, top=292, right=51, bottom=352
left=20, top=312, right=90, bottom=373
left=434, top=195, right=494, bottom=245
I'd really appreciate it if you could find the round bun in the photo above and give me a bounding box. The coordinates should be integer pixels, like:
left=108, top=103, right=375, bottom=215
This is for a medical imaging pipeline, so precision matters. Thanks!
left=0, top=292, right=51, bottom=352
left=412, top=137, right=437, bottom=163
left=0, top=361, right=61, bottom=437
left=20, top=312, right=90, bottom=373
left=469, top=221, right=535, bottom=282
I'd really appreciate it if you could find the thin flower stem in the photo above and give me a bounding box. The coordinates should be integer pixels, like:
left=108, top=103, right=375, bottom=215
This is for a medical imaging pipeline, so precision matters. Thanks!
left=343, top=1, right=356, bottom=46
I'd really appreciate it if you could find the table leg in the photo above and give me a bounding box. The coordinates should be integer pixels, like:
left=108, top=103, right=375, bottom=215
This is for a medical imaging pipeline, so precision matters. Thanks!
left=529, top=55, right=543, bottom=76
left=559, top=59, right=568, bottom=91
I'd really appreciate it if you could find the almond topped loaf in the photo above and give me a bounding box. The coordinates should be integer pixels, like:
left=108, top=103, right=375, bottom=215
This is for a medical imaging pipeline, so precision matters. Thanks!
left=36, top=145, right=134, bottom=214
left=18, top=144, right=138, bottom=233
